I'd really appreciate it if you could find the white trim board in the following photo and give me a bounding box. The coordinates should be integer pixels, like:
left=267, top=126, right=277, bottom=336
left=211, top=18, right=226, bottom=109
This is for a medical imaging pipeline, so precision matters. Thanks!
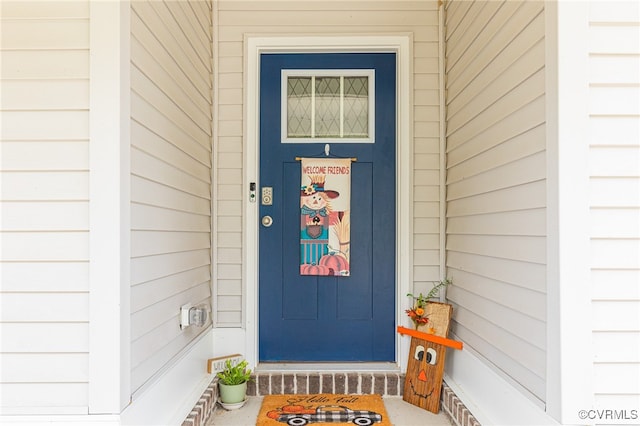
left=545, top=2, right=594, bottom=423
left=121, top=330, right=214, bottom=426
left=0, top=416, right=120, bottom=426
left=240, top=34, right=413, bottom=371
left=445, top=346, right=560, bottom=426
left=0, top=333, right=213, bottom=425
left=88, top=0, right=131, bottom=413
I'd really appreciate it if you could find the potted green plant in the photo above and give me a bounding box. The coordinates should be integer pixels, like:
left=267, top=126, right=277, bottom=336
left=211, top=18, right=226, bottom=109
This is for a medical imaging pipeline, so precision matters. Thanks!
left=216, top=359, right=252, bottom=407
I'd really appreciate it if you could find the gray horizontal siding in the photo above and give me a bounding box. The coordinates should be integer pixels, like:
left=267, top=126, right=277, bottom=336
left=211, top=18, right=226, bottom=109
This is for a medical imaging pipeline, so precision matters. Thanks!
left=130, top=0, right=213, bottom=392
left=444, top=0, right=547, bottom=403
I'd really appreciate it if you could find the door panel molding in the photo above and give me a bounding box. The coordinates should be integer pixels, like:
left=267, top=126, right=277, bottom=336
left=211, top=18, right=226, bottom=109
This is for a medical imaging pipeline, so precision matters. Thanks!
left=243, top=34, right=413, bottom=371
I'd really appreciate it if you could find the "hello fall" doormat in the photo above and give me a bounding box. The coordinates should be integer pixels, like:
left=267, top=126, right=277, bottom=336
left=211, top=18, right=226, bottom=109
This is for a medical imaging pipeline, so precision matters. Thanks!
left=257, top=394, right=391, bottom=426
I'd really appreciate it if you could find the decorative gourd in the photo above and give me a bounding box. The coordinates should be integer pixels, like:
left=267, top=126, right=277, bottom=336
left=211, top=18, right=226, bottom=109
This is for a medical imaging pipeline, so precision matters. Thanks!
left=319, top=253, right=349, bottom=275
left=300, top=263, right=332, bottom=275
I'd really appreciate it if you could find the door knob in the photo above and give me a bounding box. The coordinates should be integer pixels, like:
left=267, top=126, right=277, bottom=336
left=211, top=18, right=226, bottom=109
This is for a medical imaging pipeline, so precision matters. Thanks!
left=261, top=215, right=273, bottom=227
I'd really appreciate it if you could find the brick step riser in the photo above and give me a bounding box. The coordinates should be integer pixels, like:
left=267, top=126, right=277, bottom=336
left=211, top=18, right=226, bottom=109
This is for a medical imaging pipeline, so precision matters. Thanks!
left=183, top=376, right=482, bottom=426
left=248, top=372, right=405, bottom=396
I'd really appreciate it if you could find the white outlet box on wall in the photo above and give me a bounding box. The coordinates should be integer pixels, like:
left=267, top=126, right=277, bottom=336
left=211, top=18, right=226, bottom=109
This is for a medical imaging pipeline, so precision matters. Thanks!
left=180, top=303, right=193, bottom=329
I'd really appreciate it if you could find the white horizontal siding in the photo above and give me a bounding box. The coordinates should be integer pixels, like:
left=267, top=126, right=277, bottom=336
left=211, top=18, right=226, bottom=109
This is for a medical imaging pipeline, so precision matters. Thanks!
left=451, top=309, right=546, bottom=398
left=130, top=0, right=212, bottom=393
left=130, top=317, right=209, bottom=390
left=444, top=0, right=547, bottom=403
left=215, top=0, right=442, bottom=324
left=131, top=266, right=211, bottom=312
left=0, top=111, right=89, bottom=140
left=131, top=175, right=210, bottom=216
left=0, top=384, right=88, bottom=414
left=588, top=1, right=640, bottom=412
left=1, top=141, right=89, bottom=170
left=1, top=293, right=88, bottom=322
left=0, top=263, right=88, bottom=292
left=1, top=49, right=89, bottom=79
left=0, top=0, right=90, bottom=413
left=131, top=282, right=211, bottom=342
left=0, top=353, right=88, bottom=382
left=131, top=147, right=210, bottom=198
left=2, top=80, right=89, bottom=110
left=131, top=249, right=211, bottom=286
left=591, top=270, right=640, bottom=300
left=1, top=20, right=88, bottom=49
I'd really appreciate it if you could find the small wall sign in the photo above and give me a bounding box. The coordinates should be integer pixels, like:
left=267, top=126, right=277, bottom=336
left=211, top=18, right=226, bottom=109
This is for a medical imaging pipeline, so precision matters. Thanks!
left=206, top=353, right=243, bottom=374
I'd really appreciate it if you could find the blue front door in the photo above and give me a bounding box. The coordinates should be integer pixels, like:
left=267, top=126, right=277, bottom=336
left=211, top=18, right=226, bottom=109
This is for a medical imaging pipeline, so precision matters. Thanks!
left=259, top=53, right=396, bottom=361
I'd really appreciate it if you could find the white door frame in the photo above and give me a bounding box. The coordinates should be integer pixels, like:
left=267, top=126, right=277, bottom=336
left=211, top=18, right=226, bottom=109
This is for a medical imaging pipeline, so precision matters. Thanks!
left=244, top=34, right=413, bottom=371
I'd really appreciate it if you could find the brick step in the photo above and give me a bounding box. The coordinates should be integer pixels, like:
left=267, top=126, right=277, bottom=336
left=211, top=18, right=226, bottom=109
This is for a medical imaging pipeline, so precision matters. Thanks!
left=247, top=372, right=405, bottom=396
left=183, top=375, right=481, bottom=426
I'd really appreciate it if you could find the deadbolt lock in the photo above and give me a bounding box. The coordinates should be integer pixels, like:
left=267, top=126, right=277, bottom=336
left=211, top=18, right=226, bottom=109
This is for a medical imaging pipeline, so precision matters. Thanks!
left=261, top=187, right=273, bottom=205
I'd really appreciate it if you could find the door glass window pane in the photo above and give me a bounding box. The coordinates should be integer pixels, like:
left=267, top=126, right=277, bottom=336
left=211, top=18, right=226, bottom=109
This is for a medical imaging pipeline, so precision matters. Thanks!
left=343, top=77, right=369, bottom=138
left=287, top=77, right=312, bottom=138
left=315, top=77, right=341, bottom=138
left=283, top=70, right=374, bottom=143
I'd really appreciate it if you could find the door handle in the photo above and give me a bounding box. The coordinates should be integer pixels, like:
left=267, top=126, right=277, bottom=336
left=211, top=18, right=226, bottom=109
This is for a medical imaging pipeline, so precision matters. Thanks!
left=261, top=215, right=273, bottom=227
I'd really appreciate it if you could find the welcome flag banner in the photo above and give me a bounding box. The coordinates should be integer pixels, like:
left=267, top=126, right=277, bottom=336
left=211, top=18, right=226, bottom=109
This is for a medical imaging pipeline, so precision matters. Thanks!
left=299, top=158, right=351, bottom=276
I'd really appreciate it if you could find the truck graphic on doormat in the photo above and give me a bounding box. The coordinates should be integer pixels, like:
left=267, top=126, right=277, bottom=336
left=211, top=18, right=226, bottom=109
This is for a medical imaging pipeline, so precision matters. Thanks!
left=276, top=404, right=382, bottom=425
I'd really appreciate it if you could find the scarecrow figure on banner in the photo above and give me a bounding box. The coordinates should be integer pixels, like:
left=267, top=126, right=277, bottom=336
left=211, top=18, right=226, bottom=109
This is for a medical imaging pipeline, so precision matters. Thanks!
left=299, top=158, right=351, bottom=276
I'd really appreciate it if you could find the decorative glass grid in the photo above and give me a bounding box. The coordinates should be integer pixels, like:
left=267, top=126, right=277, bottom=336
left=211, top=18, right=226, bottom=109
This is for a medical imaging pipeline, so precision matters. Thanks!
left=283, top=71, right=373, bottom=142
left=287, top=77, right=312, bottom=138
left=343, top=77, right=369, bottom=138
left=315, top=77, right=341, bottom=137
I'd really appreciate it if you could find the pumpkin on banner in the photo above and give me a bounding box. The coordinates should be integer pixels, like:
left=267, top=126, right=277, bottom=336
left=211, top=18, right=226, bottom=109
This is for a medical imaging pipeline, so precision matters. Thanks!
left=318, top=253, right=349, bottom=276
left=299, top=263, right=332, bottom=276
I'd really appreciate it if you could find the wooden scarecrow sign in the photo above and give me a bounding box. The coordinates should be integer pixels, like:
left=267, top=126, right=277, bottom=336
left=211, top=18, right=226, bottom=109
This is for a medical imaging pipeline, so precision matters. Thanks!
left=398, top=301, right=463, bottom=414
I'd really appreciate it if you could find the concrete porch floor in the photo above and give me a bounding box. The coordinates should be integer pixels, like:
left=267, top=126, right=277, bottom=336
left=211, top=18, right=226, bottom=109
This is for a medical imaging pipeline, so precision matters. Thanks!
left=207, top=396, right=453, bottom=426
